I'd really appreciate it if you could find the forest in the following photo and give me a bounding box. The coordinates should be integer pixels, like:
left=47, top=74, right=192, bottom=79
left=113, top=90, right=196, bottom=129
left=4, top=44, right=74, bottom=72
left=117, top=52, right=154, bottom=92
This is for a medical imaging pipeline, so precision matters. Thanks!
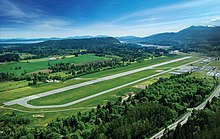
left=161, top=96, right=220, bottom=139
left=0, top=37, right=167, bottom=62
left=0, top=73, right=218, bottom=139
left=0, top=54, right=20, bottom=62
left=49, top=59, right=128, bottom=77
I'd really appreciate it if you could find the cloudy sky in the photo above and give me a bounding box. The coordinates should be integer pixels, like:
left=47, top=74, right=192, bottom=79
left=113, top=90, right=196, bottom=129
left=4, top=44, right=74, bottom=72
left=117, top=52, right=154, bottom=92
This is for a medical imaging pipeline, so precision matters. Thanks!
left=0, top=0, right=220, bottom=38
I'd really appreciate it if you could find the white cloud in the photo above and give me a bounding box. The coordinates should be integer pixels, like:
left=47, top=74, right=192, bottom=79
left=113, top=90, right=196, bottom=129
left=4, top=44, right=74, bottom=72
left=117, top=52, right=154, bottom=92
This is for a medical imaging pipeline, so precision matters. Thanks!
left=111, top=0, right=220, bottom=24
left=202, top=17, right=220, bottom=25
left=0, top=0, right=26, bottom=18
left=210, top=17, right=220, bottom=24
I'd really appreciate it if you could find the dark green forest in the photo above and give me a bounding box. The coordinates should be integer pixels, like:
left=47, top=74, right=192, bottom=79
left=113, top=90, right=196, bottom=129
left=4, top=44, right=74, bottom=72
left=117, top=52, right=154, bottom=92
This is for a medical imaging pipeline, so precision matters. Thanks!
left=49, top=59, right=128, bottom=76
left=0, top=54, right=20, bottom=62
left=0, top=37, right=166, bottom=61
left=162, top=96, right=220, bottom=139
left=0, top=73, right=218, bottom=139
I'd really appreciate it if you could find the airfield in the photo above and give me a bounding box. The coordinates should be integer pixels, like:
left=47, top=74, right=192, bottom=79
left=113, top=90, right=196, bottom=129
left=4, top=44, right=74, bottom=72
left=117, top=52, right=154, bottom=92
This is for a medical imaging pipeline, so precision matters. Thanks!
left=0, top=54, right=204, bottom=126
left=3, top=56, right=195, bottom=108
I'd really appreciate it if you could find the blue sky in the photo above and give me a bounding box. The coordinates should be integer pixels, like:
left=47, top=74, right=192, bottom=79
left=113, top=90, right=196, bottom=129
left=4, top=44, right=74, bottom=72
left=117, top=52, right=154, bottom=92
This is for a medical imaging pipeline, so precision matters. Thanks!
left=0, top=0, right=220, bottom=38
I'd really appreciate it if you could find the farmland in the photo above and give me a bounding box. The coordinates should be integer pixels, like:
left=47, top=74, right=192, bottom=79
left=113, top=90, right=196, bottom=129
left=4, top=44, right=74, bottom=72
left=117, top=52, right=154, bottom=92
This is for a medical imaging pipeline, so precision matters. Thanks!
left=0, top=54, right=110, bottom=75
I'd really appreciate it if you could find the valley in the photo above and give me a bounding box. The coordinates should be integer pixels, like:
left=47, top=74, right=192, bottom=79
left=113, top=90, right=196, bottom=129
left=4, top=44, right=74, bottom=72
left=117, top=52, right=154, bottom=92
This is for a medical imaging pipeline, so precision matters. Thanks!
left=0, top=1, right=220, bottom=137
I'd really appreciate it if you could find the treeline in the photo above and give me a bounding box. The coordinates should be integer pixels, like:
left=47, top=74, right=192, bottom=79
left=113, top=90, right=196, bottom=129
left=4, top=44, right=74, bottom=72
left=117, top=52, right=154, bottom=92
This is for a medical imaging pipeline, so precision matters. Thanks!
left=0, top=73, right=218, bottom=139
left=162, top=96, right=220, bottom=139
left=0, top=72, right=63, bottom=85
left=49, top=59, right=129, bottom=77
left=0, top=37, right=167, bottom=62
left=0, top=54, right=20, bottom=62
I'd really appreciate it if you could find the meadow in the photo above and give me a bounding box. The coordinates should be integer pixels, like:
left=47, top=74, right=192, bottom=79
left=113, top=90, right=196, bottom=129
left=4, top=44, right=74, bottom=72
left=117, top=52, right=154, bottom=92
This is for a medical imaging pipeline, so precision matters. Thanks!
left=0, top=54, right=110, bottom=75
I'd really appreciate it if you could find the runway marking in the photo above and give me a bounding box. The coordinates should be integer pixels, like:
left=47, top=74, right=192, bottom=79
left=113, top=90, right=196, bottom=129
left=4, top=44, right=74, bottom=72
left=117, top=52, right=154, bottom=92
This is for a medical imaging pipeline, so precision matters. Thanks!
left=3, top=57, right=196, bottom=108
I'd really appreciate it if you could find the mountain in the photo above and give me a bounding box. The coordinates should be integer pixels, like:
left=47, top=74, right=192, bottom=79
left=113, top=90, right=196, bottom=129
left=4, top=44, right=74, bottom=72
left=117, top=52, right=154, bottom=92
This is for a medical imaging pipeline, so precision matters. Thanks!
left=139, top=26, right=220, bottom=56
left=116, top=26, right=220, bottom=56
left=32, top=37, right=120, bottom=49
left=116, top=36, right=142, bottom=42
left=117, top=26, right=220, bottom=45
left=0, top=36, right=111, bottom=44
left=176, top=25, right=220, bottom=40
left=139, top=26, right=220, bottom=45
left=0, top=37, right=62, bottom=43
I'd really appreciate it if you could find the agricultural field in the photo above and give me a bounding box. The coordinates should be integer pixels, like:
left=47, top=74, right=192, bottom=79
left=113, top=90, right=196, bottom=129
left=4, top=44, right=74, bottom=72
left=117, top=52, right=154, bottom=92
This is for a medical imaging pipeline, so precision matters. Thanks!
left=0, top=54, right=110, bottom=75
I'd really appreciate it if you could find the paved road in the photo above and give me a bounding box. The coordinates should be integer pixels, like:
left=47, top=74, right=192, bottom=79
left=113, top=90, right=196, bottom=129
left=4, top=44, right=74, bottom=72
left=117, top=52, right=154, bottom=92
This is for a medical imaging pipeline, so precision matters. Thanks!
left=150, top=85, right=220, bottom=139
left=3, top=57, right=192, bottom=108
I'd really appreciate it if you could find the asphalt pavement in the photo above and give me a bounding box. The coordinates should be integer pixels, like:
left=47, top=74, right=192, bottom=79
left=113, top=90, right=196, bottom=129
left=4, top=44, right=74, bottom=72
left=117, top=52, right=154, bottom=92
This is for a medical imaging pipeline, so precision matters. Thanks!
left=3, top=56, right=192, bottom=108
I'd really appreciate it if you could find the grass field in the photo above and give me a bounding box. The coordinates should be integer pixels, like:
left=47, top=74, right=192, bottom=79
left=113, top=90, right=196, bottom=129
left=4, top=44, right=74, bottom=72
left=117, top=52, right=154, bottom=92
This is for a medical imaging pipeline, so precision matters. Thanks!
left=29, top=69, right=157, bottom=105
left=1, top=54, right=200, bottom=127
left=0, top=55, right=197, bottom=106
left=0, top=54, right=110, bottom=75
left=0, top=108, right=91, bottom=127
left=19, top=53, right=36, bottom=59
left=26, top=58, right=202, bottom=109
left=80, top=54, right=185, bottom=78
left=3, top=68, right=213, bottom=127
left=0, top=54, right=183, bottom=105
left=0, top=80, right=28, bottom=92
left=28, top=56, right=198, bottom=106
left=20, top=55, right=75, bottom=62
left=209, top=60, right=220, bottom=70
left=0, top=78, right=92, bottom=105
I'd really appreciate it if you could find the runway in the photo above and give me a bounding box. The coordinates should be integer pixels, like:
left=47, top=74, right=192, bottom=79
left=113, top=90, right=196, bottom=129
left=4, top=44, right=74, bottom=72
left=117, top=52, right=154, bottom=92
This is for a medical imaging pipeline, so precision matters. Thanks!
left=3, top=56, right=193, bottom=108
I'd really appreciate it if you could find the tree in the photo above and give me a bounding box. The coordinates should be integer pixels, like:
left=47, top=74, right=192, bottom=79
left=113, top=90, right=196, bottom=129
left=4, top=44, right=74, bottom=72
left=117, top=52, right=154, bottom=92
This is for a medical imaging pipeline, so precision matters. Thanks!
left=46, top=132, right=61, bottom=139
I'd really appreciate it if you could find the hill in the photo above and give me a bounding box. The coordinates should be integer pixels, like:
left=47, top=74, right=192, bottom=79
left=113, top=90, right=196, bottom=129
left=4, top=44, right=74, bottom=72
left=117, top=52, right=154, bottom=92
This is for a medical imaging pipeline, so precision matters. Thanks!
left=116, top=36, right=142, bottom=42
left=116, top=26, right=220, bottom=56
left=140, top=26, right=220, bottom=48
left=23, top=37, right=120, bottom=49
left=117, top=26, right=220, bottom=44
left=0, top=37, right=165, bottom=62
